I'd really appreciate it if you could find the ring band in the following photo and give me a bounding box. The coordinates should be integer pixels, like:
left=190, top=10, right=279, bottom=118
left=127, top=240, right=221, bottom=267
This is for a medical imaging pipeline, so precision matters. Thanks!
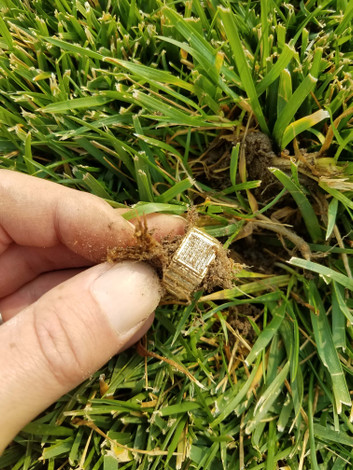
left=163, top=227, right=219, bottom=300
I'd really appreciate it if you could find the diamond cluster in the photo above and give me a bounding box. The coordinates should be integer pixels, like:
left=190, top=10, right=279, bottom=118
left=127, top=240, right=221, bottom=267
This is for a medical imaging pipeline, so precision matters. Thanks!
left=163, top=228, right=218, bottom=299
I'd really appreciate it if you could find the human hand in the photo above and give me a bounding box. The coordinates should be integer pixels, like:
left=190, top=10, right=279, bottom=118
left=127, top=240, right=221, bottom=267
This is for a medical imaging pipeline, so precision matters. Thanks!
left=0, top=170, right=185, bottom=453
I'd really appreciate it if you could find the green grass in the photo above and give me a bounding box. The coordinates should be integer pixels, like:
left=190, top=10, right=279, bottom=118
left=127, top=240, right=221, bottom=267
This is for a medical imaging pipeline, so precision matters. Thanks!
left=1, top=0, right=353, bottom=468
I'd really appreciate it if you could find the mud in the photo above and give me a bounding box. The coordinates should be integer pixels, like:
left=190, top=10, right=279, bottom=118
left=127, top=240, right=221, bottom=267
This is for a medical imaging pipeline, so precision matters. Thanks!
left=242, top=131, right=282, bottom=199
left=227, top=304, right=259, bottom=343
left=190, top=130, right=281, bottom=200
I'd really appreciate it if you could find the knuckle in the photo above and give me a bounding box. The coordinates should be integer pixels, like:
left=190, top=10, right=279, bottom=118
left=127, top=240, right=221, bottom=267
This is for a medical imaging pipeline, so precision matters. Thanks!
left=32, top=302, right=89, bottom=387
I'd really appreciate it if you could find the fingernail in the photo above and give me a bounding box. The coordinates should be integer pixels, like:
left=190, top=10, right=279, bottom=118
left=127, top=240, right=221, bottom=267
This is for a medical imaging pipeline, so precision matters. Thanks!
left=170, top=214, right=186, bottom=220
left=126, top=220, right=136, bottom=229
left=90, top=261, right=161, bottom=337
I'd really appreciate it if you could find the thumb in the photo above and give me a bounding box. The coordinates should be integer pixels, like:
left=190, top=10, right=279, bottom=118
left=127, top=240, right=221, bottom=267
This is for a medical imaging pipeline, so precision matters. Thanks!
left=0, top=261, right=160, bottom=452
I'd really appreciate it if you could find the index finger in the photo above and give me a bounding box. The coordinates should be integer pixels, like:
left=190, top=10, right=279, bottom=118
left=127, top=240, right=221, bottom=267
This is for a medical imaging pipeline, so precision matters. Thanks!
left=0, top=170, right=131, bottom=262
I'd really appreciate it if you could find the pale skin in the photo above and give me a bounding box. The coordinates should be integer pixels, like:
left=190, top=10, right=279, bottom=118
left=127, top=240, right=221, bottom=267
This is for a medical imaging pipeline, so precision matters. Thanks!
left=0, top=170, right=185, bottom=453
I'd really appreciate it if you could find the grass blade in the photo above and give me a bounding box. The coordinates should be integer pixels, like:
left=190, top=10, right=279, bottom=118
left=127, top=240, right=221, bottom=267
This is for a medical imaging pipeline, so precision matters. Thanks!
left=270, top=166, right=323, bottom=242
left=245, top=302, right=286, bottom=366
left=200, top=275, right=291, bottom=301
left=162, top=8, right=241, bottom=87
left=155, top=178, right=193, bottom=203
left=332, top=283, right=347, bottom=350
left=44, top=36, right=104, bottom=60
left=308, top=374, right=320, bottom=470
left=289, top=258, right=353, bottom=292
left=211, top=357, right=262, bottom=428
left=306, top=281, right=351, bottom=413
left=326, top=197, right=339, bottom=240
left=245, top=362, right=290, bottom=434
left=277, top=68, right=292, bottom=118
left=22, top=423, right=73, bottom=437
left=40, top=95, right=114, bottom=113
left=218, top=7, right=269, bottom=134
left=256, top=44, right=295, bottom=96
left=319, top=181, right=353, bottom=211
left=133, top=91, right=219, bottom=127
left=105, top=57, right=194, bottom=91
left=335, top=0, right=353, bottom=36
left=332, top=281, right=353, bottom=325
left=122, top=202, right=187, bottom=219
left=272, top=74, right=317, bottom=146
left=314, top=423, right=353, bottom=447
left=0, top=15, right=13, bottom=49
left=282, top=109, right=329, bottom=148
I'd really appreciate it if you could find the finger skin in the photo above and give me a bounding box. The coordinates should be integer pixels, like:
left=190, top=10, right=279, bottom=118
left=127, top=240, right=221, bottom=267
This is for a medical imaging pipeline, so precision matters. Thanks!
left=0, top=261, right=159, bottom=453
left=0, top=214, right=185, bottom=298
left=0, top=269, right=83, bottom=320
left=0, top=170, right=135, bottom=259
left=0, top=246, right=90, bottom=298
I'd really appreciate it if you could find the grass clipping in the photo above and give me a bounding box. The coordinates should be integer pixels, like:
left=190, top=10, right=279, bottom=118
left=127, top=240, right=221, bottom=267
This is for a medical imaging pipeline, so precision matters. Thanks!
left=107, top=217, right=235, bottom=302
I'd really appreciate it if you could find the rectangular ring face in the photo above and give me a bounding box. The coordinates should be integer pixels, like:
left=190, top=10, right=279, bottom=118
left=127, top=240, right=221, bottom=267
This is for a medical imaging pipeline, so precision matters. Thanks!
left=173, top=228, right=217, bottom=278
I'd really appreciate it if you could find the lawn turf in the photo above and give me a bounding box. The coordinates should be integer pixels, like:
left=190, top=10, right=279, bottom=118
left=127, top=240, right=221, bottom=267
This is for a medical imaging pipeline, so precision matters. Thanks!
left=1, top=0, right=353, bottom=468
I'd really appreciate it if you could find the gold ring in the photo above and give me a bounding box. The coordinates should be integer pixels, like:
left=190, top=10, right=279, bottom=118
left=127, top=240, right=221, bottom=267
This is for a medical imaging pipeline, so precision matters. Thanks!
left=163, top=227, right=219, bottom=300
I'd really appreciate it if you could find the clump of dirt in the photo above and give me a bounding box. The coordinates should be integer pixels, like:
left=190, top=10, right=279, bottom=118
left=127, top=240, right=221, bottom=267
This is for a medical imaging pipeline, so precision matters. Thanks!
left=202, top=245, right=235, bottom=292
left=190, top=130, right=280, bottom=199
left=107, top=215, right=237, bottom=302
left=227, top=304, right=259, bottom=346
left=242, top=132, right=282, bottom=199
left=212, top=304, right=258, bottom=349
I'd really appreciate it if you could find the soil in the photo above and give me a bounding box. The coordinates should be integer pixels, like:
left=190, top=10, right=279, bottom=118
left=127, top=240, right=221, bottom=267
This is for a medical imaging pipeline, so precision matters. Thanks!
left=229, top=236, right=280, bottom=273
left=212, top=303, right=258, bottom=349
left=190, top=129, right=281, bottom=200
left=227, top=304, right=259, bottom=343
left=242, top=131, right=282, bottom=199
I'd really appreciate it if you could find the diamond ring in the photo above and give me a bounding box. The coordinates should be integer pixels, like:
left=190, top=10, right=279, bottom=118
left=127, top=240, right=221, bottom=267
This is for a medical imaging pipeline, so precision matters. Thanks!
left=163, top=227, right=219, bottom=300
